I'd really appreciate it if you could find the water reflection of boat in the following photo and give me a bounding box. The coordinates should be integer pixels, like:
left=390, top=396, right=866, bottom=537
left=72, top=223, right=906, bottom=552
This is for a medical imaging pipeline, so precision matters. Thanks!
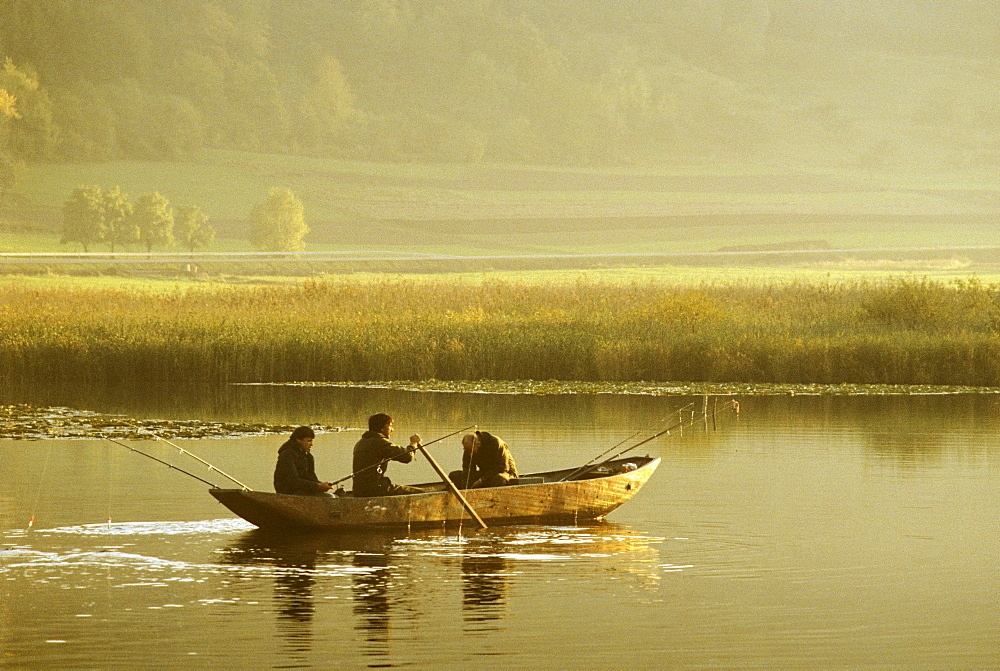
left=217, top=524, right=657, bottom=662
left=462, top=552, right=510, bottom=627
left=210, top=456, right=659, bottom=530
left=218, top=528, right=404, bottom=662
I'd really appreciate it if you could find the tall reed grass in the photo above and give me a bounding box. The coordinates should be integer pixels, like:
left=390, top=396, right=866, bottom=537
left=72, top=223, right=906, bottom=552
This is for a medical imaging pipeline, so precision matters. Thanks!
left=3, top=276, right=1000, bottom=389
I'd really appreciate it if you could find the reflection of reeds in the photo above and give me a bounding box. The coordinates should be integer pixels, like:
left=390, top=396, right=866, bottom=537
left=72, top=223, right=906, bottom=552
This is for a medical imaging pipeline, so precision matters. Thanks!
left=3, top=277, right=1000, bottom=387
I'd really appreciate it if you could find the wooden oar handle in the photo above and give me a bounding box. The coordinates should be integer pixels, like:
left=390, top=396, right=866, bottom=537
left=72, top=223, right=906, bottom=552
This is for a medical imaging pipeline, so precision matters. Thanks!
left=418, top=446, right=487, bottom=529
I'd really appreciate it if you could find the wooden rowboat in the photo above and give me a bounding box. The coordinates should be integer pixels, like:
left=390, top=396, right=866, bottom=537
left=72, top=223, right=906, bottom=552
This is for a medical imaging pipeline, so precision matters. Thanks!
left=210, top=455, right=660, bottom=530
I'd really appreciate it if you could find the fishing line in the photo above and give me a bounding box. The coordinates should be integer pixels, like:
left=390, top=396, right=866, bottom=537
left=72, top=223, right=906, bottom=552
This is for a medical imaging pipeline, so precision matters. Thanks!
left=103, top=441, right=115, bottom=596
left=565, top=398, right=739, bottom=481
left=106, top=437, right=222, bottom=488
left=126, top=422, right=251, bottom=490
left=607, top=398, right=739, bottom=463
left=559, top=404, right=694, bottom=482
left=456, top=434, right=477, bottom=538
left=106, top=439, right=115, bottom=530
left=557, top=428, right=647, bottom=483
left=27, top=440, right=55, bottom=530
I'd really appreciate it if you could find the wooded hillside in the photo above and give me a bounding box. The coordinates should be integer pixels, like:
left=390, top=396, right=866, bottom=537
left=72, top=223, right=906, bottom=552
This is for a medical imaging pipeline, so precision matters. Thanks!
left=1, top=0, right=998, bottom=169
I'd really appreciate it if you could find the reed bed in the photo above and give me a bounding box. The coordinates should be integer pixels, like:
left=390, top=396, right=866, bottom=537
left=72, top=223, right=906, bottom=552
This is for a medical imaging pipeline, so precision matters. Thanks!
left=3, top=276, right=1000, bottom=389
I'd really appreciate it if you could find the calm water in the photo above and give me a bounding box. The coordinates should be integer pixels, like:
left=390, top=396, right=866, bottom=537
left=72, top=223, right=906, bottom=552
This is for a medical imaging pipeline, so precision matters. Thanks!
left=2, top=386, right=999, bottom=669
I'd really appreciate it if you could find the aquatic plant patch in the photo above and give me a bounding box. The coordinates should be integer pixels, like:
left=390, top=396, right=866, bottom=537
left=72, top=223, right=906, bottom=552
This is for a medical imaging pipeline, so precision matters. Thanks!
left=0, top=404, right=348, bottom=440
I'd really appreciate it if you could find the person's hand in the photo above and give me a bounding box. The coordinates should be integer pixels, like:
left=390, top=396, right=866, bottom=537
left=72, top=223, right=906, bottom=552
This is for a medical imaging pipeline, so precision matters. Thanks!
left=409, top=434, right=421, bottom=446
left=317, top=481, right=333, bottom=492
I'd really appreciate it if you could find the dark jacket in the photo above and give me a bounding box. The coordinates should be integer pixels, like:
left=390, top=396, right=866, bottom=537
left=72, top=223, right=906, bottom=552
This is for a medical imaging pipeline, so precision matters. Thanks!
left=273, top=439, right=321, bottom=495
left=352, top=430, right=414, bottom=497
left=456, top=431, right=518, bottom=487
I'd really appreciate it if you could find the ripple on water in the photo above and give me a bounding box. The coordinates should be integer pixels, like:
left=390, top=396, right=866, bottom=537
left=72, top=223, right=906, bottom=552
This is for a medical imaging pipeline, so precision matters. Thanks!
left=40, top=518, right=254, bottom=536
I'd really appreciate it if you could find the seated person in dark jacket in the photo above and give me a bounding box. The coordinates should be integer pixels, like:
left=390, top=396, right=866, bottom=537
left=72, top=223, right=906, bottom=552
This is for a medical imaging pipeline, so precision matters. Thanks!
left=273, top=426, right=334, bottom=496
left=352, top=413, right=424, bottom=497
left=449, top=431, right=518, bottom=489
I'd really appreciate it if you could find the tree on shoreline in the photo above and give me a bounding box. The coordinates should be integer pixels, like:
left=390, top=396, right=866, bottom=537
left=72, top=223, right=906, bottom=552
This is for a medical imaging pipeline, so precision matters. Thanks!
left=133, top=191, right=174, bottom=253
left=102, top=186, right=136, bottom=252
left=61, top=185, right=106, bottom=252
left=249, top=187, right=308, bottom=252
left=62, top=185, right=213, bottom=253
left=174, top=204, right=215, bottom=252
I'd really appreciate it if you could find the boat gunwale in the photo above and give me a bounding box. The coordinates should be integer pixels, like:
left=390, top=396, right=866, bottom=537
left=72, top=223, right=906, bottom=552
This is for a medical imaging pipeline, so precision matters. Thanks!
left=210, top=454, right=659, bottom=499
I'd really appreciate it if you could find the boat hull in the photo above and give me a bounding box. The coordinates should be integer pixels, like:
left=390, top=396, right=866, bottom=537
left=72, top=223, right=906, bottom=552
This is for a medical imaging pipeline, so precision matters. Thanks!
left=210, top=456, right=659, bottom=530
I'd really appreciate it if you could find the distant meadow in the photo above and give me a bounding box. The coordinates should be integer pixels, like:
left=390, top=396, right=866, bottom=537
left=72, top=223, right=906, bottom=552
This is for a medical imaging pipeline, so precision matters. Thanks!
left=4, top=275, right=1000, bottom=391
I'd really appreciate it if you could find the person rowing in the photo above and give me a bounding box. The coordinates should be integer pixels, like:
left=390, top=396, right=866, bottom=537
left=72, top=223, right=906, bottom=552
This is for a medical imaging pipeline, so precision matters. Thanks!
left=352, top=413, right=425, bottom=497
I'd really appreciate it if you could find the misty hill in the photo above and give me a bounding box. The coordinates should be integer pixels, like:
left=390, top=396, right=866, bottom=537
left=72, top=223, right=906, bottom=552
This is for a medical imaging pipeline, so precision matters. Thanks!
left=2, top=0, right=998, bottom=170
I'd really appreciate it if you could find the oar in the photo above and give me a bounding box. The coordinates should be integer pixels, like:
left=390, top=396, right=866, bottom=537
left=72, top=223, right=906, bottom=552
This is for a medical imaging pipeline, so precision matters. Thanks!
left=330, top=424, right=477, bottom=487
left=106, top=437, right=222, bottom=488
left=417, top=444, right=488, bottom=530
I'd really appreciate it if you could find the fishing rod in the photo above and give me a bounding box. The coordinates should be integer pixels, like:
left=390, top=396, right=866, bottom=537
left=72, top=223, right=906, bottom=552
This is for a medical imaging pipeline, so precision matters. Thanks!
left=106, top=437, right=222, bottom=488
left=330, top=424, right=477, bottom=487
left=558, top=403, right=694, bottom=482
left=127, top=422, right=252, bottom=490
left=557, top=429, right=645, bottom=483
left=565, top=399, right=739, bottom=481
left=605, top=398, right=738, bottom=464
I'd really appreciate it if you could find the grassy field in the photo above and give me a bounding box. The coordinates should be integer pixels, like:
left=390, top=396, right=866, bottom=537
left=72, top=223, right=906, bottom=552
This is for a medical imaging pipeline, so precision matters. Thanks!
left=4, top=152, right=999, bottom=258
left=4, top=156, right=999, bottom=390
left=4, top=273, right=1000, bottom=389
left=6, top=264, right=1000, bottom=290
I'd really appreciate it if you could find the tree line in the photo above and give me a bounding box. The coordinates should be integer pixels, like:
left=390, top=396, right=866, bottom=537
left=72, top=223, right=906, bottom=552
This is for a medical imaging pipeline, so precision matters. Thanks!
left=2, top=0, right=997, bottom=173
left=61, top=186, right=214, bottom=253
left=61, top=185, right=308, bottom=253
left=2, top=0, right=667, bottom=166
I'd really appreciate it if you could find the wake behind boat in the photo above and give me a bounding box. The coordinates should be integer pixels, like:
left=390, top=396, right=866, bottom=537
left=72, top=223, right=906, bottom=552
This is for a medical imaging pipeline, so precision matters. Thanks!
left=210, top=455, right=659, bottom=530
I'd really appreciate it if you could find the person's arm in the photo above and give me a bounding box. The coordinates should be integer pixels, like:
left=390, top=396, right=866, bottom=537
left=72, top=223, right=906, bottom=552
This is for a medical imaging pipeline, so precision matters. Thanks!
left=275, top=451, right=328, bottom=495
left=499, top=440, right=518, bottom=478
left=476, top=440, right=507, bottom=480
left=307, top=452, right=334, bottom=493
left=274, top=450, right=303, bottom=493
left=471, top=439, right=516, bottom=486
left=457, top=444, right=479, bottom=486
left=385, top=434, right=420, bottom=463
